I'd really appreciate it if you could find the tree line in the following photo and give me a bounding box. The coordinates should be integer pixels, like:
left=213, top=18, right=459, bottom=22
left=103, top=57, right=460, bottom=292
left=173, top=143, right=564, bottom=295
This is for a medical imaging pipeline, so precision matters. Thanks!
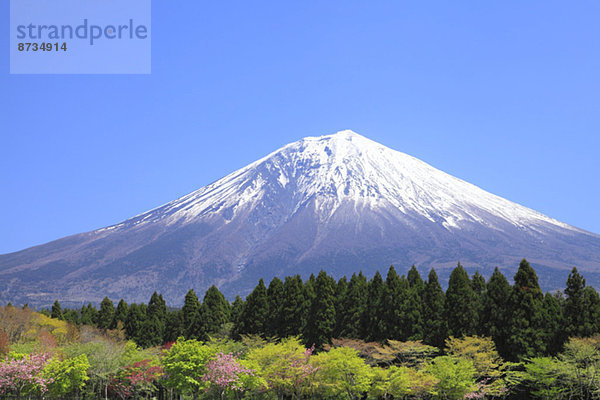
left=47, top=259, right=599, bottom=362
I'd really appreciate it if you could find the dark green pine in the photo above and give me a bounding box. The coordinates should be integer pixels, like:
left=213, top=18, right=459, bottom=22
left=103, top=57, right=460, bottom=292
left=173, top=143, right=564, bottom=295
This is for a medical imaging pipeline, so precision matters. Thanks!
left=303, top=270, right=337, bottom=348
left=337, top=272, right=367, bottom=339
left=382, top=266, right=403, bottom=340
left=481, top=267, right=511, bottom=356
left=237, top=279, right=269, bottom=336
left=80, top=303, right=98, bottom=326
left=125, top=303, right=147, bottom=344
left=505, top=259, right=546, bottom=360
left=582, top=286, right=600, bottom=336
left=265, top=277, right=285, bottom=338
left=203, top=285, right=231, bottom=335
left=445, top=263, right=478, bottom=337
left=281, top=275, right=307, bottom=337
left=97, top=297, right=115, bottom=330
left=181, top=289, right=207, bottom=341
left=332, top=276, right=348, bottom=338
left=564, top=267, right=587, bottom=337
left=471, top=271, right=486, bottom=334
left=164, top=309, right=183, bottom=343
left=422, top=269, right=447, bottom=348
left=542, top=292, right=565, bottom=355
left=362, top=270, right=386, bottom=342
left=140, top=292, right=167, bottom=347
left=406, top=266, right=424, bottom=340
left=112, top=299, right=129, bottom=329
left=51, top=300, right=63, bottom=320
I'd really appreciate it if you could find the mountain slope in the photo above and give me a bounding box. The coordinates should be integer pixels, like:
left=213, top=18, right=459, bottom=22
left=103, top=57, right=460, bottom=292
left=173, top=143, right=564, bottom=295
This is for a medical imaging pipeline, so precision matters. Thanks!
left=1, top=130, right=599, bottom=306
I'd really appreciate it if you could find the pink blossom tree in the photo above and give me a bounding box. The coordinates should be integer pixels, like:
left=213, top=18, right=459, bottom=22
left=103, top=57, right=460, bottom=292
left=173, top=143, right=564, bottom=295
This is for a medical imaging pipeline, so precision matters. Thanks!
left=0, top=353, right=52, bottom=399
left=202, top=352, right=254, bottom=400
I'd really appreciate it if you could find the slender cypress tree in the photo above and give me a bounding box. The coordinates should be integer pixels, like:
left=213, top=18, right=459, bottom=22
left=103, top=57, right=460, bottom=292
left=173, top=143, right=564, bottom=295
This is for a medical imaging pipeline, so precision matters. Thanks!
left=265, top=277, right=285, bottom=338
left=382, top=266, right=403, bottom=340
left=582, top=286, right=600, bottom=336
left=281, top=275, right=307, bottom=337
left=140, top=292, right=167, bottom=346
left=542, top=292, right=565, bottom=355
left=445, top=263, right=477, bottom=337
left=481, top=267, right=511, bottom=357
left=125, top=303, right=146, bottom=344
left=97, top=297, right=115, bottom=330
left=406, top=266, right=424, bottom=340
left=303, top=270, right=337, bottom=348
left=362, top=271, right=386, bottom=342
left=203, top=285, right=231, bottom=335
left=422, top=269, right=447, bottom=348
left=182, top=289, right=206, bottom=341
left=230, top=295, right=244, bottom=326
left=471, top=271, right=486, bottom=333
left=237, top=279, right=269, bottom=336
left=506, top=259, right=546, bottom=360
left=333, top=276, right=348, bottom=338
left=564, top=267, right=587, bottom=337
left=80, top=303, right=98, bottom=326
left=337, top=272, right=368, bottom=339
left=51, top=300, right=63, bottom=320
left=113, top=299, right=129, bottom=329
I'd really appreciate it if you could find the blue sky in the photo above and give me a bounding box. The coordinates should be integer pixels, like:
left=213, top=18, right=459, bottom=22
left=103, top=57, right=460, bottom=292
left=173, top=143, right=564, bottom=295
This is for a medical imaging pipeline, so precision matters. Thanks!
left=1, top=1, right=599, bottom=254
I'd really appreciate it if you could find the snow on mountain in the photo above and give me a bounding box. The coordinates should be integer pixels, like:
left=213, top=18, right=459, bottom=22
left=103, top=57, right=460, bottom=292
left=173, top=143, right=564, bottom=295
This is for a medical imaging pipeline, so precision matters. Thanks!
left=1, top=130, right=599, bottom=306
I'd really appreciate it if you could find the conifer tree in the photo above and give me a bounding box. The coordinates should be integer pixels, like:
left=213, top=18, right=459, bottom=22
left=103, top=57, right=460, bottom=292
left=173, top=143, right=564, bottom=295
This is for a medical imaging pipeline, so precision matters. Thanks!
left=182, top=289, right=206, bottom=341
left=125, top=303, right=146, bottom=344
left=506, top=259, right=546, bottom=360
left=362, top=271, right=386, bottom=342
left=303, top=270, right=337, bottom=347
left=97, top=297, right=115, bottom=330
left=481, top=267, right=511, bottom=357
left=382, top=266, right=406, bottom=340
left=265, top=277, right=285, bottom=338
left=406, top=266, right=424, bottom=340
left=582, top=286, right=600, bottom=336
left=333, top=276, right=348, bottom=338
left=80, top=303, right=98, bottom=326
left=542, top=292, right=565, bottom=355
left=140, top=292, right=167, bottom=347
left=202, top=285, right=231, bottom=335
left=564, top=267, right=587, bottom=337
left=423, top=269, right=447, bottom=348
left=51, top=300, right=63, bottom=320
left=237, top=279, right=269, bottom=336
left=164, top=309, right=183, bottom=343
left=112, top=299, right=129, bottom=329
left=471, top=271, right=486, bottom=333
left=230, top=295, right=244, bottom=327
left=337, top=272, right=367, bottom=339
left=281, top=275, right=307, bottom=337
left=445, top=263, right=477, bottom=337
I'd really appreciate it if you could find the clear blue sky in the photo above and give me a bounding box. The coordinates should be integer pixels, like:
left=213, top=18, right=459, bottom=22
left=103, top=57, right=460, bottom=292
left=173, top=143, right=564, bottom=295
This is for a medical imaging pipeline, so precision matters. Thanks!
left=1, top=1, right=599, bottom=254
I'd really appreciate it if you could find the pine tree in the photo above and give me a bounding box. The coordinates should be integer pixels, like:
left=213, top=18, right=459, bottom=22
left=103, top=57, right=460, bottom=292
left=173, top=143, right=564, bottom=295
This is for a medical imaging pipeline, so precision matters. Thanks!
left=182, top=289, right=206, bottom=341
left=80, top=303, right=98, bottom=326
left=113, top=299, right=129, bottom=329
left=164, top=309, right=183, bottom=343
left=265, top=277, right=285, bottom=338
left=506, top=259, right=546, bottom=360
left=140, top=292, right=167, bottom=347
left=97, top=297, right=115, bottom=330
left=51, top=300, right=63, bottom=320
left=332, top=276, right=348, bottom=338
left=125, top=303, right=146, bottom=344
left=445, top=263, right=477, bottom=337
left=471, top=271, right=486, bottom=334
left=202, top=285, right=231, bottom=335
left=362, top=271, right=386, bottom=342
left=237, top=279, right=269, bottom=336
left=337, top=272, right=367, bottom=339
left=564, top=267, right=587, bottom=337
left=481, top=268, right=511, bottom=357
left=230, top=295, right=244, bottom=327
left=542, top=292, right=565, bottom=355
left=303, top=270, right=336, bottom=348
left=582, top=286, right=600, bottom=336
left=423, top=269, right=447, bottom=348
left=406, top=266, right=424, bottom=340
left=281, top=275, right=307, bottom=337
left=382, top=266, right=404, bottom=340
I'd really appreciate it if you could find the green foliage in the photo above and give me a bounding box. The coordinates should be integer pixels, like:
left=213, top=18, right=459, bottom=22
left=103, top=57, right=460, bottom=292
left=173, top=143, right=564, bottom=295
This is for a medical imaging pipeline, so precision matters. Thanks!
left=265, top=277, right=284, bottom=338
left=481, top=267, right=511, bottom=356
left=281, top=275, right=307, bottom=338
left=303, top=270, right=337, bottom=348
left=44, top=353, right=90, bottom=397
left=337, top=272, right=368, bottom=339
left=423, top=269, right=447, bottom=348
left=51, top=300, right=63, bottom=320
left=182, top=289, right=207, bottom=341
left=161, top=337, right=215, bottom=396
left=203, top=285, right=231, bottom=335
left=445, top=263, right=478, bottom=338
left=98, top=297, right=115, bottom=331
left=237, top=279, right=269, bottom=337
left=425, top=356, right=476, bottom=400
left=523, top=357, right=567, bottom=399
left=113, top=299, right=129, bottom=330
left=363, top=271, right=386, bottom=342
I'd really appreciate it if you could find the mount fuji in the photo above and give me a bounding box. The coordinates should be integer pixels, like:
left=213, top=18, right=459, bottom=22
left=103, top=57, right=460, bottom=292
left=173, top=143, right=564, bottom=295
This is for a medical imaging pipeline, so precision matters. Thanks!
left=2, top=130, right=599, bottom=306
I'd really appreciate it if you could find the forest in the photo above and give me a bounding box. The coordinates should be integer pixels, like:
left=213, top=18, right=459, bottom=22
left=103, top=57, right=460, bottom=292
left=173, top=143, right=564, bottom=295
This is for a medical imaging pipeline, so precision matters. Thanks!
left=2, top=259, right=600, bottom=399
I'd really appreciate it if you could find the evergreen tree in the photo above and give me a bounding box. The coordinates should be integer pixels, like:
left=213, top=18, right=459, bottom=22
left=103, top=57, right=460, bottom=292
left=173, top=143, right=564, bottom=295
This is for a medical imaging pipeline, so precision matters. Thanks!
left=281, top=275, right=307, bottom=337
left=181, top=289, right=206, bottom=341
left=422, top=269, right=447, bottom=348
left=407, top=265, right=424, bottom=290
left=506, top=259, right=546, bottom=360
left=140, top=292, right=167, bottom=347
left=237, top=279, right=269, bottom=336
left=481, top=268, right=511, bottom=357
left=125, top=303, right=146, bottom=344
left=97, top=297, right=115, bottom=330
left=63, top=309, right=80, bottom=324
left=406, top=266, right=424, bottom=340
left=564, top=267, right=587, bottom=337
left=303, top=270, right=337, bottom=348
left=230, top=295, right=244, bottom=327
left=332, top=276, right=348, bottom=338
left=202, top=285, right=231, bottom=335
left=471, top=271, right=486, bottom=333
left=445, top=263, right=478, bottom=337
left=164, top=309, right=183, bottom=343
left=265, top=277, right=285, bottom=338
left=382, top=266, right=404, bottom=340
left=542, top=292, right=565, bottom=355
left=113, top=299, right=129, bottom=329
left=337, top=272, right=367, bottom=339
left=80, top=303, right=98, bottom=326
left=582, top=286, right=600, bottom=336
left=362, top=271, right=386, bottom=342
left=51, top=300, right=63, bottom=320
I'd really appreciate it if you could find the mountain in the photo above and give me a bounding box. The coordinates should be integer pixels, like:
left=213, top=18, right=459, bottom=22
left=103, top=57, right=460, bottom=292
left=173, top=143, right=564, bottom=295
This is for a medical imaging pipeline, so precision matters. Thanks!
left=1, top=130, right=599, bottom=307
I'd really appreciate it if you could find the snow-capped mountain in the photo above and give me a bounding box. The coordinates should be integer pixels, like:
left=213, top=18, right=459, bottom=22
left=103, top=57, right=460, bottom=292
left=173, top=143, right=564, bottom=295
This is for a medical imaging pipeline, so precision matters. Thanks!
left=1, top=130, right=599, bottom=306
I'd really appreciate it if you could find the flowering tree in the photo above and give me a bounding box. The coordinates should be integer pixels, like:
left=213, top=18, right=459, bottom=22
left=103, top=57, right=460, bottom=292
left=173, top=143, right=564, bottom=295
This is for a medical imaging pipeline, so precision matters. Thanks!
left=202, top=352, right=254, bottom=399
left=0, top=352, right=52, bottom=398
left=110, top=359, right=163, bottom=399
